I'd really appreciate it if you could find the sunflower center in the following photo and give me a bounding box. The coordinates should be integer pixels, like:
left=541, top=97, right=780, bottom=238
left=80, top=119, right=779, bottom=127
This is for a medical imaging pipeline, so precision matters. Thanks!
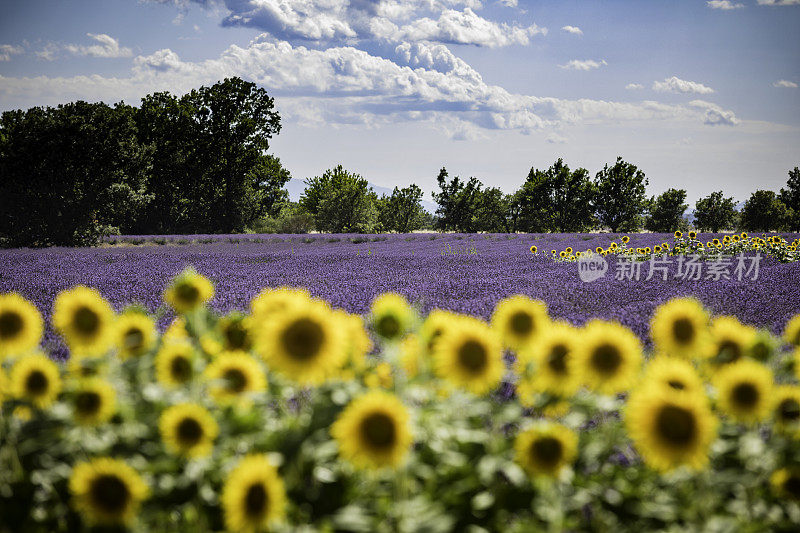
left=530, top=436, right=563, bottom=467
left=223, top=368, right=248, bottom=393
left=170, top=356, right=192, bottom=382
left=25, top=370, right=49, bottom=396
left=732, top=383, right=759, bottom=409
left=281, top=318, right=324, bottom=361
left=124, top=328, right=144, bottom=352
left=672, top=318, right=695, bottom=344
left=175, top=282, right=200, bottom=305
left=457, top=340, right=488, bottom=373
left=656, top=405, right=696, bottom=446
left=244, top=482, right=269, bottom=518
left=89, top=474, right=130, bottom=515
left=176, top=417, right=204, bottom=446
left=224, top=323, right=249, bottom=350
left=75, top=391, right=102, bottom=415
left=0, top=310, right=23, bottom=339
left=547, top=345, right=569, bottom=375
left=778, top=398, right=800, bottom=422
left=784, top=475, right=800, bottom=499
left=359, top=412, right=397, bottom=449
left=590, top=344, right=622, bottom=376
left=376, top=315, right=401, bottom=339
left=510, top=311, right=534, bottom=336
left=73, top=307, right=100, bottom=336
left=667, top=379, right=686, bottom=390
left=716, top=340, right=742, bottom=364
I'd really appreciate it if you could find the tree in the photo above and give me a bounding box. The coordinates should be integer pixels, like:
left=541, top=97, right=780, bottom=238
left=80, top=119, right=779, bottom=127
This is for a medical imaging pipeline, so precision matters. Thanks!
left=593, top=156, right=649, bottom=232
left=645, top=188, right=688, bottom=233
left=431, top=167, right=484, bottom=232
left=473, top=187, right=514, bottom=233
left=516, top=159, right=595, bottom=232
left=779, top=166, right=800, bottom=232
left=377, top=184, right=426, bottom=233
left=740, top=190, right=789, bottom=232
left=300, top=165, right=378, bottom=232
left=693, top=191, right=738, bottom=232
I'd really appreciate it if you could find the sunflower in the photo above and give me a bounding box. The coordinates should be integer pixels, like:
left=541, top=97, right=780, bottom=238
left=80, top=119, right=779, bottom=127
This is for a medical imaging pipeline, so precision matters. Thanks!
left=565, top=246, right=574, bottom=254
left=641, top=356, right=704, bottom=396
left=419, top=309, right=458, bottom=356
left=67, top=357, right=107, bottom=380
left=491, top=295, right=550, bottom=352
left=771, top=467, right=800, bottom=501
left=621, top=236, right=630, bottom=244
left=255, top=300, right=345, bottom=385
left=610, top=242, right=618, bottom=250
left=649, top=297, right=710, bottom=358
left=71, top=378, right=116, bottom=426
left=115, top=311, right=156, bottom=359
left=10, top=352, right=62, bottom=408
left=0, top=293, right=43, bottom=358
left=688, top=231, right=697, bottom=240
left=530, top=245, right=538, bottom=254
left=69, top=457, right=148, bottom=526
left=217, top=312, right=254, bottom=353
left=712, top=238, right=720, bottom=246
left=784, top=313, right=800, bottom=347
left=433, top=318, right=505, bottom=395
left=163, top=268, right=214, bottom=313
left=250, top=286, right=310, bottom=321
left=221, top=455, right=287, bottom=533
left=772, top=385, right=800, bottom=434
left=714, top=360, right=773, bottom=423
left=52, top=286, right=115, bottom=357
left=369, top=292, right=416, bottom=342
left=596, top=246, right=604, bottom=254
left=364, top=361, right=393, bottom=389
left=155, top=341, right=197, bottom=387
left=336, top=310, right=372, bottom=372
left=520, top=323, right=581, bottom=398
left=559, top=251, right=567, bottom=259
left=163, top=317, right=189, bottom=343
left=674, top=230, right=683, bottom=239
left=159, top=403, right=219, bottom=458
left=399, top=334, right=423, bottom=378
left=748, top=331, right=777, bottom=362
left=704, top=316, right=756, bottom=365
left=331, top=390, right=413, bottom=470
left=514, top=422, right=577, bottom=478
left=574, top=321, right=642, bottom=395
left=625, top=387, right=716, bottom=472
left=204, top=352, right=266, bottom=405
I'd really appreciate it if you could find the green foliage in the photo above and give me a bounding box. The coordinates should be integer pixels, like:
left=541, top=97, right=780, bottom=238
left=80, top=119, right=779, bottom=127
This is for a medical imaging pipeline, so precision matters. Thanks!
left=377, top=185, right=426, bottom=233
left=301, top=165, right=379, bottom=233
left=779, top=166, right=800, bottom=232
left=741, top=190, right=790, bottom=232
left=517, top=159, right=596, bottom=233
left=593, top=157, right=649, bottom=232
left=250, top=202, right=315, bottom=234
left=432, top=168, right=485, bottom=233
left=645, top=188, right=688, bottom=233
left=693, top=191, right=738, bottom=233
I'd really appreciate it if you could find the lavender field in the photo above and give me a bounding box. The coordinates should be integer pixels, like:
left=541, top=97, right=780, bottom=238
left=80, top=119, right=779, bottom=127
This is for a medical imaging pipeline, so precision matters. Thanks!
left=2, top=232, right=799, bottom=355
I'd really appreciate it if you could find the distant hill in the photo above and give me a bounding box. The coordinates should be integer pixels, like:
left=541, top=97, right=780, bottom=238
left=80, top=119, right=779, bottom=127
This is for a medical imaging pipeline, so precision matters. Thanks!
left=285, top=178, right=437, bottom=213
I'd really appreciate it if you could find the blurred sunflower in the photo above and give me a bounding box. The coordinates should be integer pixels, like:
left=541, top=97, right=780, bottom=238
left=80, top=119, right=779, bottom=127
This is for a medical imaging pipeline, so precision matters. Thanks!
left=159, top=403, right=219, bottom=458
left=650, top=298, right=709, bottom=358
left=574, top=321, right=642, bottom=395
left=155, top=341, right=196, bottom=388
left=115, top=311, right=156, bottom=360
left=783, top=313, right=800, bottom=347
left=434, top=318, right=504, bottom=395
left=250, top=286, right=310, bottom=321
left=204, top=352, right=266, bottom=405
left=69, top=457, right=148, bottom=527
left=163, top=268, right=214, bottom=314
left=491, top=295, right=550, bottom=351
left=10, top=352, right=62, bottom=408
left=335, top=310, right=372, bottom=372
left=419, top=309, right=458, bottom=355
left=255, top=300, right=345, bottom=385
left=221, top=455, right=286, bottom=532
left=67, top=357, right=106, bottom=380
left=705, top=316, right=756, bottom=365
left=514, top=422, right=577, bottom=478
left=162, top=317, right=189, bottom=343
left=217, top=312, right=254, bottom=353
left=714, top=360, right=773, bottom=423
left=625, top=388, right=716, bottom=472
left=331, top=390, right=413, bottom=470
left=522, top=323, right=581, bottom=398
left=0, top=293, right=43, bottom=358
left=772, top=385, right=800, bottom=434
left=748, top=330, right=778, bottom=362
left=771, top=467, right=800, bottom=501
left=641, top=356, right=704, bottom=396
left=369, top=292, right=416, bottom=342
left=52, top=286, right=115, bottom=357
left=398, top=334, right=423, bottom=378
left=364, top=361, right=393, bottom=389
left=71, top=378, right=116, bottom=426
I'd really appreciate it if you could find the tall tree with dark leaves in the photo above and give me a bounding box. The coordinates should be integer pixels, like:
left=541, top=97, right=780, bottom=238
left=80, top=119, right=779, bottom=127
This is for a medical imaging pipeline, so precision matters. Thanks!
left=741, top=190, right=789, bottom=232
left=516, top=159, right=595, bottom=232
left=779, top=167, right=800, bottom=232
left=593, top=157, right=649, bottom=232
left=378, top=184, right=426, bottom=233
left=693, top=191, right=738, bottom=232
left=432, top=167, right=484, bottom=232
left=301, top=165, right=378, bottom=232
left=645, top=188, right=688, bottom=233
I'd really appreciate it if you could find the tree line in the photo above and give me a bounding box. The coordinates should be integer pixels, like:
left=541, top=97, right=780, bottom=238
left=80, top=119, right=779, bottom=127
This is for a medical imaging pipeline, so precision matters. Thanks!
left=1, top=79, right=798, bottom=247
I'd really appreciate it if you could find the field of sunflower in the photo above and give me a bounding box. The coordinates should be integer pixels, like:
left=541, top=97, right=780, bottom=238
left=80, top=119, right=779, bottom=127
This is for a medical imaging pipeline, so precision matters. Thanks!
left=2, top=264, right=800, bottom=531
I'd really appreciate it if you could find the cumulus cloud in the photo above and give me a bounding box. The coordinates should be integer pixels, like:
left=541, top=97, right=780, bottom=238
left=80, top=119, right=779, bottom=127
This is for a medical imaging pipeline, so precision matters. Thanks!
left=706, top=1, right=744, bottom=9
left=64, top=33, right=133, bottom=58
left=0, top=44, right=24, bottom=61
left=652, top=76, right=714, bottom=95
left=625, top=83, right=644, bottom=90
left=559, top=59, right=607, bottom=71
left=393, top=9, right=546, bottom=47
left=757, top=0, right=800, bottom=5
left=689, top=100, right=739, bottom=126
left=561, top=25, right=583, bottom=35
left=773, top=79, right=798, bottom=88
left=545, top=133, right=567, bottom=144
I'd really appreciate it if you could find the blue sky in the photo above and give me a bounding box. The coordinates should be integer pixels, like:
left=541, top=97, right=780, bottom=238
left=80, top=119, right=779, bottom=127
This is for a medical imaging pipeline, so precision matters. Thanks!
left=1, top=0, right=798, bottom=205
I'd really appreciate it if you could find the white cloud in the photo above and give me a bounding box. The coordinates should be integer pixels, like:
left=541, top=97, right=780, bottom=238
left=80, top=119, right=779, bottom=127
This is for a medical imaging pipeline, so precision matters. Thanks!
left=64, top=33, right=133, bottom=58
left=757, top=0, right=800, bottom=5
left=773, top=79, right=798, bottom=88
left=559, top=59, right=607, bottom=71
left=497, top=0, right=518, bottom=6
left=545, top=133, right=567, bottom=144
left=706, top=1, right=744, bottom=9
left=625, top=83, right=644, bottom=90
left=689, top=100, right=739, bottom=126
left=0, top=44, right=24, bottom=62
left=652, top=76, right=715, bottom=95
left=561, top=25, right=583, bottom=35
left=393, top=9, right=546, bottom=47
